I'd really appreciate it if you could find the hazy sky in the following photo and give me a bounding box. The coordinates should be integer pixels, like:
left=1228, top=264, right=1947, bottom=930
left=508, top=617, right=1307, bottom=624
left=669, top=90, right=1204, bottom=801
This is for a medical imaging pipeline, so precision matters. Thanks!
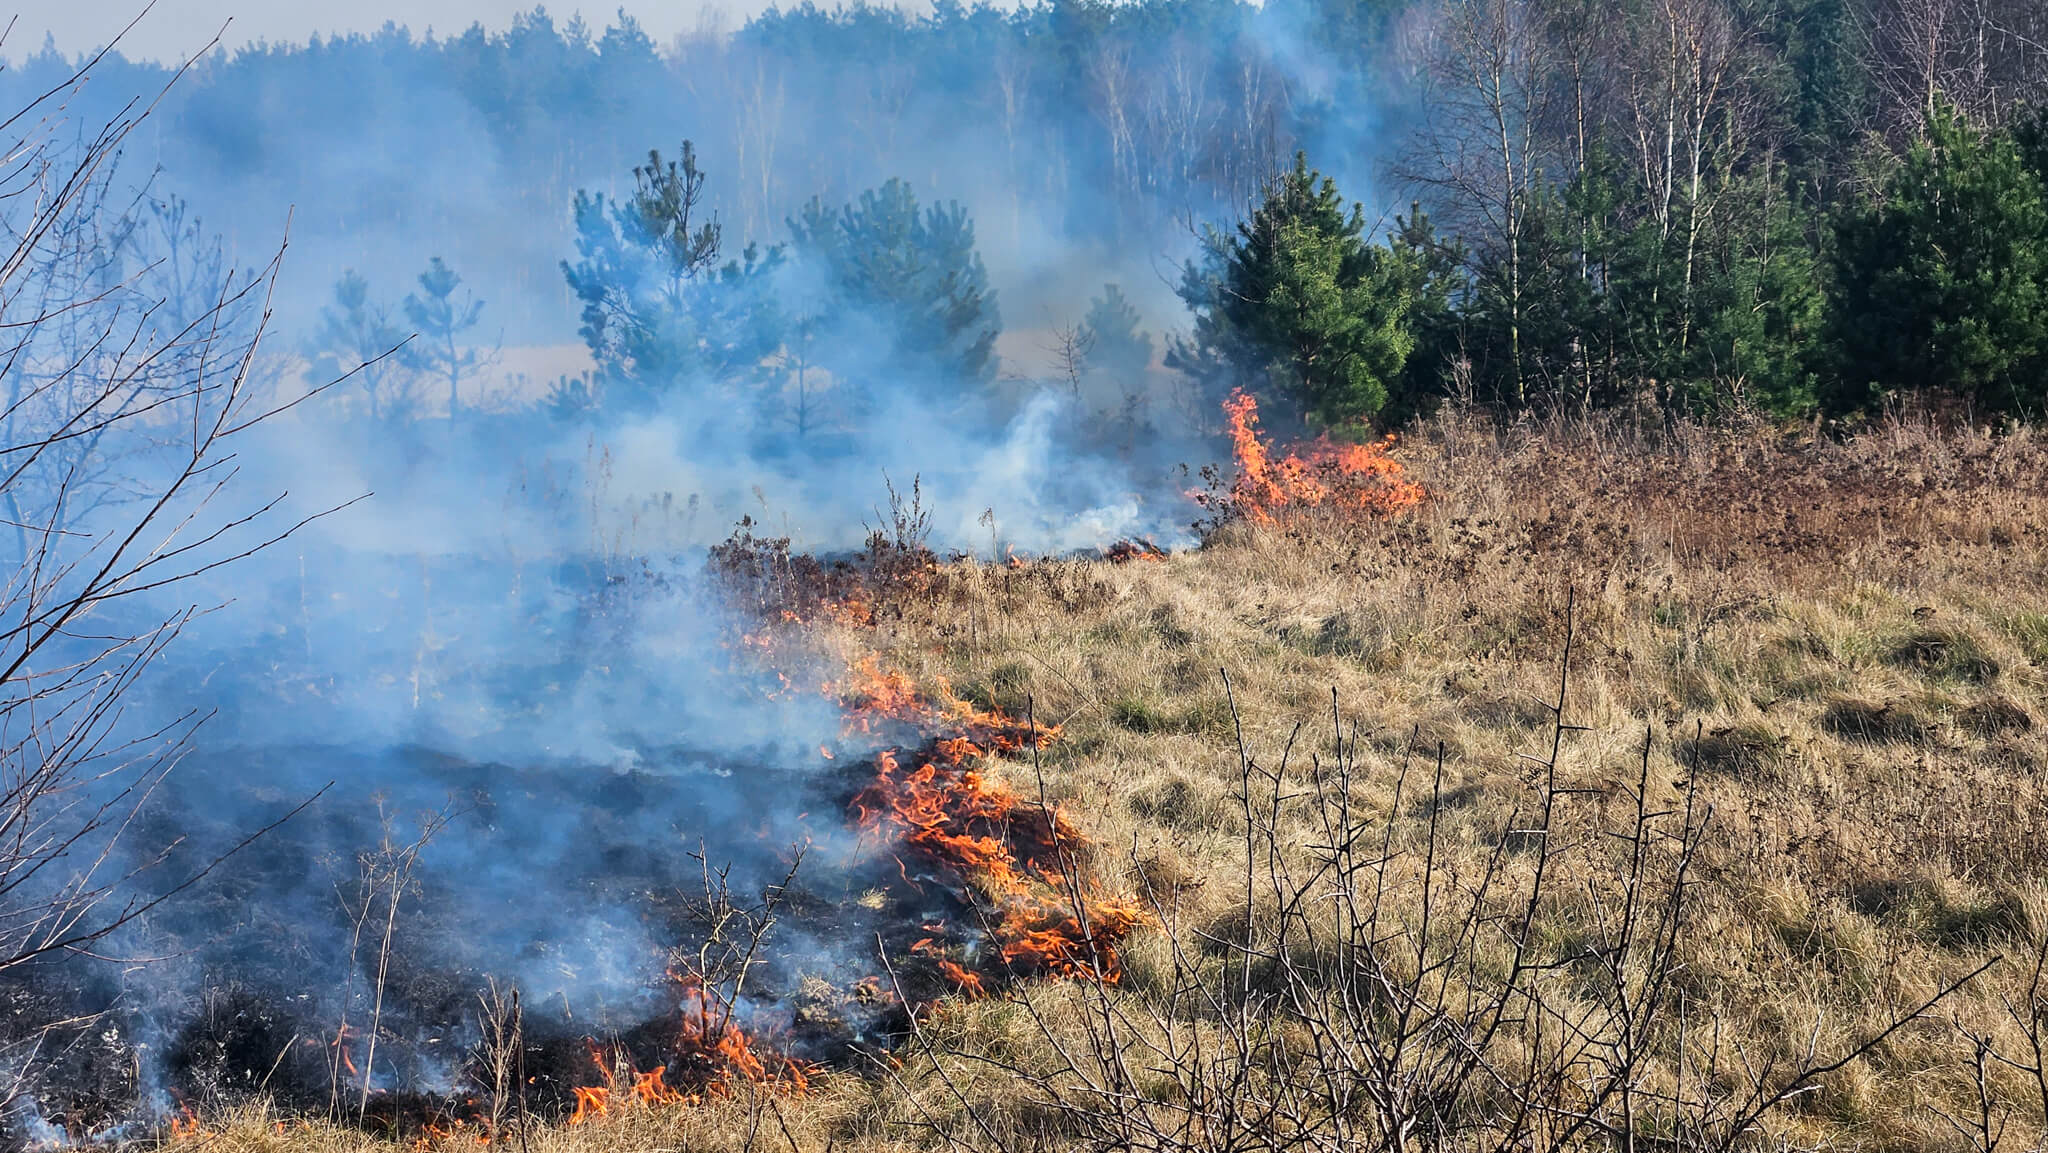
left=8, top=1, right=783, bottom=62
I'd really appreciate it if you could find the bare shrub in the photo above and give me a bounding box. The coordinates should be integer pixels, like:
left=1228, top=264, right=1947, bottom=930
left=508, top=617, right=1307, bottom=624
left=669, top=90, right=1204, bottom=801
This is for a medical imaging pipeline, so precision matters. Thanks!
left=0, top=32, right=349, bottom=980
left=0, top=35, right=348, bottom=1133
left=887, top=597, right=1989, bottom=1151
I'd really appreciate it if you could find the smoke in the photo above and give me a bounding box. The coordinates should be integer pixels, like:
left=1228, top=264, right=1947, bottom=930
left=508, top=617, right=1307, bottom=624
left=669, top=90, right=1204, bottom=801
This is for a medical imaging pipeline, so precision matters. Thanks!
left=0, top=1, right=1396, bottom=346
left=20, top=334, right=1188, bottom=1133
left=0, top=3, right=1403, bottom=1137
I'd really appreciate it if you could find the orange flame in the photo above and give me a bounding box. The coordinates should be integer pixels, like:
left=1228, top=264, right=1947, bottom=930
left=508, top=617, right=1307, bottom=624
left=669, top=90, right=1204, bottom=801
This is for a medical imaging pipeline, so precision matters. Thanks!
left=823, top=596, right=876, bottom=628
left=567, top=1085, right=612, bottom=1125
left=674, top=979, right=814, bottom=1096
left=995, top=899, right=1149, bottom=982
left=331, top=1022, right=363, bottom=1087
left=411, top=1118, right=492, bottom=1149
left=839, top=660, right=1143, bottom=987
left=834, top=655, right=931, bottom=732
left=935, top=959, right=986, bottom=997
left=1218, top=390, right=1422, bottom=524
left=1105, top=539, right=1167, bottom=563
left=567, top=981, right=812, bottom=1123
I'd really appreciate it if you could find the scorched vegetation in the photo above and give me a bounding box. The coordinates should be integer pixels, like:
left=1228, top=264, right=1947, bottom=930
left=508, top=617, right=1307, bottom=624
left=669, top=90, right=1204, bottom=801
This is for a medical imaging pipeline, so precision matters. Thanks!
left=153, top=411, right=2048, bottom=1153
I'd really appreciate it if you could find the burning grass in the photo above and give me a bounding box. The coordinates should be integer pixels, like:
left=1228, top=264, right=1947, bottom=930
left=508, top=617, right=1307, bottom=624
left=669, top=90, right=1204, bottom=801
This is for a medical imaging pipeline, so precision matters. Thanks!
left=848, top=730, right=1146, bottom=986
left=811, top=620, right=1148, bottom=992
left=1198, top=389, right=1424, bottom=525
left=134, top=408, right=2048, bottom=1151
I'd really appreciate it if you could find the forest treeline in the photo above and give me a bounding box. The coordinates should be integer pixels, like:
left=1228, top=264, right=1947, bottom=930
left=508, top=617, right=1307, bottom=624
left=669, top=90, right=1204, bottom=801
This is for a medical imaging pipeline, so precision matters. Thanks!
left=11, top=0, right=2048, bottom=434
left=1278, top=0, right=2048, bottom=426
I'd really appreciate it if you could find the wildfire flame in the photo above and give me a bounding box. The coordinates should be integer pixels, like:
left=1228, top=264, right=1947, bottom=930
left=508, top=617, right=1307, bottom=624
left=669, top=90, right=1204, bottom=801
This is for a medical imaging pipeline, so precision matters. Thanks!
left=412, top=1118, right=492, bottom=1149
left=1104, top=538, right=1167, bottom=564
left=839, top=657, right=1145, bottom=986
left=332, top=1021, right=363, bottom=1085
left=935, top=959, right=986, bottom=996
left=1218, top=389, right=1422, bottom=524
left=834, top=655, right=930, bottom=731
left=674, top=979, right=813, bottom=1095
left=567, top=1085, right=613, bottom=1125
left=710, top=523, right=1147, bottom=1072
left=567, top=980, right=812, bottom=1124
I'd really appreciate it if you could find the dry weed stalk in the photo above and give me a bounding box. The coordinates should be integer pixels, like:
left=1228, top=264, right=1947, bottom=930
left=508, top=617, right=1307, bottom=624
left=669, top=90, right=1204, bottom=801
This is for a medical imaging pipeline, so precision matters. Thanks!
left=331, top=803, right=453, bottom=1123
left=885, top=594, right=1994, bottom=1152
left=470, top=979, right=523, bottom=1144
left=1945, top=930, right=2048, bottom=1152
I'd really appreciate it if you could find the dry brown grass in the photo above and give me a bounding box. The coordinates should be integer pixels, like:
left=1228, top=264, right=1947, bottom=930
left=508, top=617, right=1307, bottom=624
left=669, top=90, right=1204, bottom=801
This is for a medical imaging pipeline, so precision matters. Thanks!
left=178, top=412, right=2048, bottom=1152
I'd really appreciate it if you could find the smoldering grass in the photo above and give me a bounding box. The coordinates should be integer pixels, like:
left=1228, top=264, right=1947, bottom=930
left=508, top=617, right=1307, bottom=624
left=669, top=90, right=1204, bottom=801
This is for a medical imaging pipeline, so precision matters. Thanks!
left=125, top=410, right=2048, bottom=1152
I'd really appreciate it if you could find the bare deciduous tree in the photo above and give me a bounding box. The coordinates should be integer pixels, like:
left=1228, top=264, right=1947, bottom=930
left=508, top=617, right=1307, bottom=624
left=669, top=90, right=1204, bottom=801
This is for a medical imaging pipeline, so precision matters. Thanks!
left=1613, top=0, right=1758, bottom=365
left=1858, top=0, right=2048, bottom=141
left=1411, top=0, right=1555, bottom=409
left=0, top=30, right=347, bottom=983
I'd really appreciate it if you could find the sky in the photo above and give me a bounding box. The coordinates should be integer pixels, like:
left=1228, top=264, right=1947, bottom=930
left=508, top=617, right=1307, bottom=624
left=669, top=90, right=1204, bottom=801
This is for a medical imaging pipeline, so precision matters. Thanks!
left=6, top=1, right=783, bottom=62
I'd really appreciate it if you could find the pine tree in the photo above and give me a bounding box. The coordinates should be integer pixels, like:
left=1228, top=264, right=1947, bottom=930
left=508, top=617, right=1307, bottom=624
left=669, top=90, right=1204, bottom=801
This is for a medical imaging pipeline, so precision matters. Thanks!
left=561, top=142, right=784, bottom=408
left=2014, top=103, right=2048, bottom=189
left=308, top=270, right=414, bottom=422
left=1384, top=203, right=1467, bottom=423
left=401, top=257, right=486, bottom=420
left=1831, top=102, right=2048, bottom=416
left=1078, top=283, right=1153, bottom=382
left=787, top=178, right=1001, bottom=392
left=1174, top=154, right=1414, bottom=430
left=1689, top=175, right=1827, bottom=417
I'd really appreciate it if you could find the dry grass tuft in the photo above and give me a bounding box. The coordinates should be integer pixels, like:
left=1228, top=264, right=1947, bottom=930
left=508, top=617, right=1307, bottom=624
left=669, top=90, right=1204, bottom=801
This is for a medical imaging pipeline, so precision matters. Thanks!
left=1887, top=625, right=2003, bottom=684
left=1819, top=695, right=1939, bottom=742
left=1679, top=721, right=1788, bottom=778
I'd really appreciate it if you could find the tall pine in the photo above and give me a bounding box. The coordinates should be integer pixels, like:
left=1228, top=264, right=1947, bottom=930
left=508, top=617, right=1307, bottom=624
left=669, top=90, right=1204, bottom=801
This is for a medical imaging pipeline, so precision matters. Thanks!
left=1832, top=103, right=2048, bottom=417
left=1171, top=153, right=1413, bottom=430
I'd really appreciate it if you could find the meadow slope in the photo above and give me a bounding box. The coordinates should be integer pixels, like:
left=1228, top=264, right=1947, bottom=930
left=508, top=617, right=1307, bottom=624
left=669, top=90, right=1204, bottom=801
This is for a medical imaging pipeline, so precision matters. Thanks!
left=180, top=412, right=2048, bottom=1152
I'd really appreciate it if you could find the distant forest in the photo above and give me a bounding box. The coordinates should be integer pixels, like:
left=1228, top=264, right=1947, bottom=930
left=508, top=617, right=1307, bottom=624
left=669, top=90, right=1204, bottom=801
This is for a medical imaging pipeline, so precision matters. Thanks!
left=7, top=0, right=2048, bottom=435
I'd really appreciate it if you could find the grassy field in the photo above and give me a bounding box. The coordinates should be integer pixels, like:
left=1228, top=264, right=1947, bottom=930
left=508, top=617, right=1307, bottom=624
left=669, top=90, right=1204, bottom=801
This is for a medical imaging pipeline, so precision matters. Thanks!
left=180, top=411, right=2048, bottom=1152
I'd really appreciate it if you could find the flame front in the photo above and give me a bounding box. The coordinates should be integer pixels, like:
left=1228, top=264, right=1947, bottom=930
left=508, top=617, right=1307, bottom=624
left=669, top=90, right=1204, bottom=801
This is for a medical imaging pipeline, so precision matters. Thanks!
left=838, top=657, right=1144, bottom=986
left=703, top=530, right=1148, bottom=1105
left=1220, top=389, right=1423, bottom=524
left=567, top=988, right=811, bottom=1126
